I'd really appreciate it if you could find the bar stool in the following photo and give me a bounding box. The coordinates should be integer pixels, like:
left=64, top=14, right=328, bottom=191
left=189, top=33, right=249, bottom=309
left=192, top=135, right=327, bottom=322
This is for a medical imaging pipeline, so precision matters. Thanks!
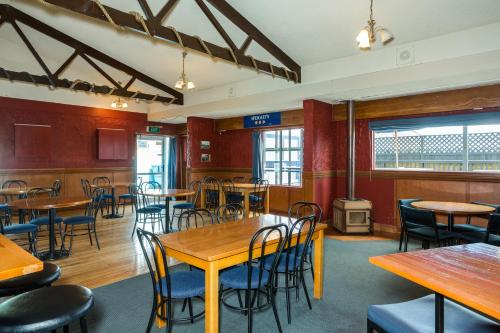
left=0, top=262, right=60, bottom=297
left=0, top=285, right=94, bottom=333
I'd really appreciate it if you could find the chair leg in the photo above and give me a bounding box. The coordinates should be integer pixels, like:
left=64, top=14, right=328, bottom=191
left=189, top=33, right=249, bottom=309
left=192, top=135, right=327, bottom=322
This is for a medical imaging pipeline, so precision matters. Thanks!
left=131, top=215, right=139, bottom=238
left=69, top=225, right=75, bottom=254
left=398, top=228, right=404, bottom=251
left=87, top=222, right=93, bottom=246
left=63, top=325, right=69, bottom=333
left=146, top=298, right=157, bottom=333
left=247, top=290, right=253, bottom=333
left=285, top=271, right=291, bottom=324
left=167, top=301, right=173, bottom=333
left=93, top=222, right=100, bottom=250
left=301, top=271, right=312, bottom=310
left=188, top=297, right=194, bottom=324
left=404, top=234, right=409, bottom=252
left=367, top=319, right=375, bottom=333
left=270, top=287, right=283, bottom=333
left=80, top=316, right=88, bottom=333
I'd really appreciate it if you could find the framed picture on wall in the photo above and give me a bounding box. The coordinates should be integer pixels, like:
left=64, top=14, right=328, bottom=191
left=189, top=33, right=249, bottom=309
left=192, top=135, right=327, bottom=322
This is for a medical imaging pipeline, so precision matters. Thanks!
left=200, top=140, right=210, bottom=149
left=201, top=153, right=211, bottom=162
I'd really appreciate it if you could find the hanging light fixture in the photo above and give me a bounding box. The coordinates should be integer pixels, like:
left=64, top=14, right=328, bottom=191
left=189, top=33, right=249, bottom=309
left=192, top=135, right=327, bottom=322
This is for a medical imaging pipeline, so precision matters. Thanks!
left=356, top=0, right=394, bottom=50
left=110, top=97, right=128, bottom=109
left=174, top=51, right=195, bottom=91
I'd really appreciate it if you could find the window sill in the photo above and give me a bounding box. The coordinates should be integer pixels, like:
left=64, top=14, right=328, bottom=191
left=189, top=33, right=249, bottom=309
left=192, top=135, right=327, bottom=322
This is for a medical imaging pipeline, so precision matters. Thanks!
left=369, top=169, right=500, bottom=182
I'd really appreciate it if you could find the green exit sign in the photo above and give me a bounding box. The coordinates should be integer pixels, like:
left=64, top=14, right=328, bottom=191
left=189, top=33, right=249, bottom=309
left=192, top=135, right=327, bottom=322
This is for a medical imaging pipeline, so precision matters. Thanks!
left=146, top=126, right=162, bottom=133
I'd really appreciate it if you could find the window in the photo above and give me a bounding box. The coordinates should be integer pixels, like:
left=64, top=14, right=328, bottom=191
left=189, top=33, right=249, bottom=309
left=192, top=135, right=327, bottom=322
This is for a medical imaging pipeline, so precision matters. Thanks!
left=263, top=128, right=303, bottom=185
left=373, top=124, right=500, bottom=172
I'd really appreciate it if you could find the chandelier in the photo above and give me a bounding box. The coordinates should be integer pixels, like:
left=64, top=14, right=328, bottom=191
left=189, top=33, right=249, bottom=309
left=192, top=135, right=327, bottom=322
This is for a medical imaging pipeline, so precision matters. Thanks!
left=110, top=97, right=128, bottom=108
left=174, top=52, right=195, bottom=91
left=356, top=0, right=394, bottom=50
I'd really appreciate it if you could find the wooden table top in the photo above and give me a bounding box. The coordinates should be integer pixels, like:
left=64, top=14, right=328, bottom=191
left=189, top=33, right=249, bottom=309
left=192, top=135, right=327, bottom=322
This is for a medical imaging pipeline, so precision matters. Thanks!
left=411, top=201, right=496, bottom=215
left=202, top=182, right=267, bottom=190
left=0, top=187, right=52, bottom=196
left=91, top=182, right=134, bottom=189
left=158, top=214, right=327, bottom=262
left=8, top=196, right=91, bottom=210
left=143, top=189, right=195, bottom=198
left=369, top=243, right=500, bottom=320
left=0, top=235, right=43, bottom=281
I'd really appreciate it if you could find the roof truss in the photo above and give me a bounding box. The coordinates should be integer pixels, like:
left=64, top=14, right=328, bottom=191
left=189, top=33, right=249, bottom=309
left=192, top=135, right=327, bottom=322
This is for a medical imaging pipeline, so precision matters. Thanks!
left=35, top=0, right=301, bottom=83
left=0, top=4, right=183, bottom=105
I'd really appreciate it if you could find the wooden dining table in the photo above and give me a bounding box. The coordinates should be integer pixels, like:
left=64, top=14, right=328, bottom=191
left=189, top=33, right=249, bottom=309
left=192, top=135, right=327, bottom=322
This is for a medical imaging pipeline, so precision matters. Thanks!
left=91, top=182, right=134, bottom=219
left=0, top=234, right=43, bottom=281
left=156, top=214, right=327, bottom=333
left=143, top=188, right=196, bottom=233
left=9, top=197, right=91, bottom=260
left=0, top=186, right=53, bottom=198
left=411, top=201, right=496, bottom=230
left=370, top=243, right=500, bottom=333
left=200, top=182, right=270, bottom=218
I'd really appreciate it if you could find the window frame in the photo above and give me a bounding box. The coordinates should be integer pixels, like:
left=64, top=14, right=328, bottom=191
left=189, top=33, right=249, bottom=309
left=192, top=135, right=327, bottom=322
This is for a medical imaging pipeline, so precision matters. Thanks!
left=263, top=127, right=304, bottom=186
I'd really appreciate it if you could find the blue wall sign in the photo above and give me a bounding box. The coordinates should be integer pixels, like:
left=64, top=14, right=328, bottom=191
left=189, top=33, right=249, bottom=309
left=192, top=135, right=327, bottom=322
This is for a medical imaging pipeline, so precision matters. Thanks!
left=244, top=112, right=281, bottom=128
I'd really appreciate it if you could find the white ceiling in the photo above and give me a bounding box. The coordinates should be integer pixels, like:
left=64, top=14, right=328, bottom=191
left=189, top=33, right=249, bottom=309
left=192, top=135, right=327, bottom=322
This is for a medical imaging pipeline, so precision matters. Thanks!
left=1, top=0, right=500, bottom=120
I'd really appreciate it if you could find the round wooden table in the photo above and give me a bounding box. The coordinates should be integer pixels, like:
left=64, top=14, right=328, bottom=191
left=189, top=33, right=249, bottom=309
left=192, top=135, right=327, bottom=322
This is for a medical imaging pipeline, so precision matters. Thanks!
left=410, top=201, right=496, bottom=231
left=0, top=187, right=53, bottom=198
left=9, top=197, right=91, bottom=260
left=91, top=182, right=135, bottom=219
left=143, top=189, right=196, bottom=233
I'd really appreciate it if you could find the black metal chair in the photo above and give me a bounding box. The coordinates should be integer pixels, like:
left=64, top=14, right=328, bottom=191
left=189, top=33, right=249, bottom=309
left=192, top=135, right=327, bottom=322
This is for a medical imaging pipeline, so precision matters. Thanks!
left=1, top=179, right=28, bottom=225
left=28, top=187, right=64, bottom=247
left=249, top=179, right=269, bottom=216
left=136, top=228, right=205, bottom=333
left=92, top=176, right=113, bottom=216
left=117, top=183, right=136, bottom=215
left=51, top=179, right=62, bottom=197
left=202, top=176, right=222, bottom=212
left=174, top=209, right=206, bottom=232
left=264, top=215, right=317, bottom=324
left=81, top=179, right=92, bottom=198
left=288, top=202, right=323, bottom=280
left=62, top=187, right=104, bottom=253
left=454, top=202, right=500, bottom=233
left=220, top=223, right=289, bottom=333
left=0, top=263, right=61, bottom=297
left=460, top=213, right=500, bottom=245
left=223, top=179, right=244, bottom=206
left=131, top=186, right=164, bottom=237
left=400, top=205, right=462, bottom=251
left=0, top=285, right=94, bottom=333
left=171, top=180, right=201, bottom=223
left=216, top=203, right=244, bottom=223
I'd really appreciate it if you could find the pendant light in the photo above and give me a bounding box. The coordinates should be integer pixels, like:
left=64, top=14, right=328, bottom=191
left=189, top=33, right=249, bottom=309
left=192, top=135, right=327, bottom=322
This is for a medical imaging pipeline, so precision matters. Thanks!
left=174, top=52, right=195, bottom=90
left=110, top=97, right=128, bottom=109
left=356, top=0, right=394, bottom=50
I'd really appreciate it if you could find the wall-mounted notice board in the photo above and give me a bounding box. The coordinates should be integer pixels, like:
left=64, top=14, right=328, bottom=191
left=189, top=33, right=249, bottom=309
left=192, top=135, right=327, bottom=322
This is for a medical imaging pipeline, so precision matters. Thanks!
left=97, top=128, right=128, bottom=160
left=14, top=124, right=52, bottom=160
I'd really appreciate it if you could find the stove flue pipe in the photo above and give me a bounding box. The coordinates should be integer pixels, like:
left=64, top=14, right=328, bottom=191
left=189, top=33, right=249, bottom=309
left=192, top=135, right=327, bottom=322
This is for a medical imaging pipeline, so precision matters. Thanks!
left=346, top=100, right=356, bottom=201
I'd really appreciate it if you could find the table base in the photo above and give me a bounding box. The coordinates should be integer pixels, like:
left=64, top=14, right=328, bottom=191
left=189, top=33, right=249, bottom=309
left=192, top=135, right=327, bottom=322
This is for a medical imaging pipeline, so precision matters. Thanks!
left=103, top=213, right=123, bottom=219
left=37, top=249, right=70, bottom=261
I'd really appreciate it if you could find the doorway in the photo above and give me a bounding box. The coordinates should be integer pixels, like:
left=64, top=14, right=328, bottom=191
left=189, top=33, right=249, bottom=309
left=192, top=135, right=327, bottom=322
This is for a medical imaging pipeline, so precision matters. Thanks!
left=136, top=135, right=172, bottom=187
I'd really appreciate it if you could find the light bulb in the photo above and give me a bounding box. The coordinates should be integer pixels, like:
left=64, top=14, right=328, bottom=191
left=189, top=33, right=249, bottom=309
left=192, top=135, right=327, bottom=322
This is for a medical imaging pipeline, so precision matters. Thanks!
left=186, top=81, right=195, bottom=90
left=122, top=102, right=128, bottom=108
left=111, top=101, right=117, bottom=108
left=175, top=77, right=184, bottom=89
left=356, top=29, right=371, bottom=49
left=379, top=28, right=394, bottom=44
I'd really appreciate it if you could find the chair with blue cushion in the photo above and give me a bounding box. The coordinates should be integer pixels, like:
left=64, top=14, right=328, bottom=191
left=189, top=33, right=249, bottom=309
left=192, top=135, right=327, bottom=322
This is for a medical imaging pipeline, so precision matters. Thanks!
left=220, top=223, right=288, bottom=333
left=63, top=187, right=104, bottom=253
left=27, top=187, right=64, bottom=247
left=1, top=179, right=28, bottom=224
left=137, top=228, right=205, bottom=333
left=460, top=213, right=500, bottom=246
left=0, top=218, right=38, bottom=255
left=249, top=179, right=269, bottom=217
left=50, top=179, right=62, bottom=197
left=263, top=215, right=316, bottom=324
left=131, top=186, right=164, bottom=237
left=400, top=205, right=462, bottom=251
left=117, top=183, right=136, bottom=215
left=216, top=203, right=244, bottom=223
left=202, top=176, right=222, bottom=212
left=367, top=294, right=499, bottom=333
left=454, top=201, right=500, bottom=233
left=171, top=180, right=201, bottom=223
left=92, top=176, right=113, bottom=216
left=142, top=181, right=165, bottom=211
left=223, top=179, right=244, bottom=206
left=288, top=202, right=323, bottom=280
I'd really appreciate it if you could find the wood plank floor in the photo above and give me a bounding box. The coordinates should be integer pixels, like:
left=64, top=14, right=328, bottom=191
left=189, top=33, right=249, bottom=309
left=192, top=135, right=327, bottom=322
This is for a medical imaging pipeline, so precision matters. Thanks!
left=7, top=206, right=395, bottom=289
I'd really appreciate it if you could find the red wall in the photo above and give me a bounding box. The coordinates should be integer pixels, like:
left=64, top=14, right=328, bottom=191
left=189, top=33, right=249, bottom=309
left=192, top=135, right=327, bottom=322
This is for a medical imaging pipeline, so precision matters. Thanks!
left=217, top=129, right=252, bottom=169
left=0, top=97, right=178, bottom=169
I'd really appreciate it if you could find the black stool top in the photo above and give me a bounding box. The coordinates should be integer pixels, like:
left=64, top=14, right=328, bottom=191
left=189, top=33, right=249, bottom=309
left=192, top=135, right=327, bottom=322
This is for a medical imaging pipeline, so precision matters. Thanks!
left=0, top=263, right=61, bottom=297
left=0, top=285, right=94, bottom=333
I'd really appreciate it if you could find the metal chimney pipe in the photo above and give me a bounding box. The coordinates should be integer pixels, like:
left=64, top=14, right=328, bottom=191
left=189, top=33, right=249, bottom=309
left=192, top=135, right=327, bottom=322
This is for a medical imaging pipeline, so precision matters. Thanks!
left=346, top=100, right=356, bottom=200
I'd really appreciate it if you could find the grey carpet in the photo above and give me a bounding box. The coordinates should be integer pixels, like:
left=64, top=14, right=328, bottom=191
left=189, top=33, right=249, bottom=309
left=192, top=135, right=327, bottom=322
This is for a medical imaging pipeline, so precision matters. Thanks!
left=73, top=239, right=429, bottom=333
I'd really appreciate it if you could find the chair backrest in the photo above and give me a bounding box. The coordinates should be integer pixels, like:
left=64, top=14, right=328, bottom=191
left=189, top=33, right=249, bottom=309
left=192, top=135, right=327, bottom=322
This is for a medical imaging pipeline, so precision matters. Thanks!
left=471, top=202, right=500, bottom=214
left=194, top=208, right=215, bottom=225
left=202, top=176, right=222, bottom=210
left=288, top=201, right=323, bottom=223
left=232, top=176, right=245, bottom=183
left=247, top=224, right=289, bottom=291
left=2, top=180, right=27, bottom=189
left=131, top=185, right=151, bottom=211
left=177, top=209, right=206, bottom=230
left=248, top=177, right=261, bottom=184
left=251, top=179, right=269, bottom=208
left=141, top=181, right=162, bottom=206
left=86, top=188, right=104, bottom=218
left=51, top=179, right=62, bottom=197
left=400, top=205, right=438, bottom=231
left=286, top=215, right=317, bottom=270
left=222, top=179, right=236, bottom=196
left=26, top=188, right=47, bottom=219
left=397, top=198, right=421, bottom=226
left=216, top=203, right=244, bottom=223
left=92, top=176, right=111, bottom=186
left=486, top=214, right=500, bottom=242
left=81, top=179, right=92, bottom=198
left=187, top=180, right=201, bottom=205
left=136, top=228, right=173, bottom=300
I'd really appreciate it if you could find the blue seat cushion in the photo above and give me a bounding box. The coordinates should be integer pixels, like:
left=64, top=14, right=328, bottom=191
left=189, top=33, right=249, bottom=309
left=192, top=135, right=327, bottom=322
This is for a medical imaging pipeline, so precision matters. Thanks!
left=453, top=224, right=486, bottom=233
left=156, top=270, right=205, bottom=299
left=263, top=253, right=300, bottom=272
left=249, top=194, right=262, bottom=202
left=173, top=203, right=195, bottom=209
left=407, top=227, right=461, bottom=241
left=149, top=204, right=166, bottom=210
left=29, top=216, right=63, bottom=226
left=368, top=294, right=499, bottom=333
left=220, top=266, right=269, bottom=289
left=3, top=223, right=38, bottom=235
left=119, top=193, right=133, bottom=198
left=138, top=207, right=163, bottom=214
left=460, top=231, right=500, bottom=246
left=0, top=204, right=9, bottom=210
left=296, top=243, right=312, bottom=256
left=64, top=216, right=94, bottom=225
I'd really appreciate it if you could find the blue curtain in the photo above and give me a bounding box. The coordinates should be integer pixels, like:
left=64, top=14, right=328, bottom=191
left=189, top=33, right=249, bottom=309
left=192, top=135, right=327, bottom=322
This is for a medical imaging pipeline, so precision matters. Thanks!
left=252, top=131, right=263, bottom=179
left=369, top=111, right=500, bottom=133
left=167, top=137, right=177, bottom=189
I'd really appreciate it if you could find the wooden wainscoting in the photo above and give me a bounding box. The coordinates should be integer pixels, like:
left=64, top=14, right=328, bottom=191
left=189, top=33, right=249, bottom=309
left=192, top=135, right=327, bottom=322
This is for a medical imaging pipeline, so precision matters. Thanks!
left=0, top=167, right=134, bottom=199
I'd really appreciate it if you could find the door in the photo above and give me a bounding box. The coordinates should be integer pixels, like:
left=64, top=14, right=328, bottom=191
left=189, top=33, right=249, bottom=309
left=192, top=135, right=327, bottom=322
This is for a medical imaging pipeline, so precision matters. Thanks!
left=136, top=135, right=171, bottom=188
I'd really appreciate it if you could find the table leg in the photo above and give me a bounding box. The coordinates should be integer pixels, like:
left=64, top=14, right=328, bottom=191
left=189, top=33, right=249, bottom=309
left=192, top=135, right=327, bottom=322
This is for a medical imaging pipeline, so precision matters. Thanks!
left=265, top=188, right=270, bottom=214
left=205, top=261, right=219, bottom=333
left=447, top=214, right=454, bottom=232
left=435, top=293, right=444, bottom=333
left=38, top=208, right=68, bottom=261
left=155, top=246, right=167, bottom=329
left=244, top=192, right=250, bottom=219
left=200, top=187, right=206, bottom=209
left=313, top=229, right=325, bottom=299
left=104, top=187, right=123, bottom=219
